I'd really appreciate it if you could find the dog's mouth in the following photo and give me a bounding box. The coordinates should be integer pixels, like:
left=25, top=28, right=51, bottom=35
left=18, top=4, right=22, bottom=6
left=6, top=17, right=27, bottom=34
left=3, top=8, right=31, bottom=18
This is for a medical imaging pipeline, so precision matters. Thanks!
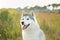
left=23, top=24, right=30, bottom=30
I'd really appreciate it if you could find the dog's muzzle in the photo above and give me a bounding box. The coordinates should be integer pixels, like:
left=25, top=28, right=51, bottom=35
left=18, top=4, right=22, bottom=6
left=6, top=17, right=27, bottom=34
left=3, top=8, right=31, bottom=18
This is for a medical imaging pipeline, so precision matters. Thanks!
left=22, top=24, right=30, bottom=30
left=21, top=22, right=24, bottom=25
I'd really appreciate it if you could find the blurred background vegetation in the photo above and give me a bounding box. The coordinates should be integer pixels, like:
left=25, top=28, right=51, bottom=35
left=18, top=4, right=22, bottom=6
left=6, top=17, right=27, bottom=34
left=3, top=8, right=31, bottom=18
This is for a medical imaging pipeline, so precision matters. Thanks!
left=0, top=9, right=22, bottom=40
left=0, top=3, right=60, bottom=40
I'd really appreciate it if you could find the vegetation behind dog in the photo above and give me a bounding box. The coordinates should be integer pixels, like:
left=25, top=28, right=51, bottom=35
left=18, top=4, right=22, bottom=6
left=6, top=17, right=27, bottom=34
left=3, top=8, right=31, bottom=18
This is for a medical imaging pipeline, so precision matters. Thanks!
left=0, top=9, right=60, bottom=40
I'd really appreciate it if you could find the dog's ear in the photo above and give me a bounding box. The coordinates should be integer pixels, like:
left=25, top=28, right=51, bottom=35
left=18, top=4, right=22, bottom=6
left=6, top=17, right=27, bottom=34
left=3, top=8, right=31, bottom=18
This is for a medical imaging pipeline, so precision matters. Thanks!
left=30, top=11, right=34, bottom=16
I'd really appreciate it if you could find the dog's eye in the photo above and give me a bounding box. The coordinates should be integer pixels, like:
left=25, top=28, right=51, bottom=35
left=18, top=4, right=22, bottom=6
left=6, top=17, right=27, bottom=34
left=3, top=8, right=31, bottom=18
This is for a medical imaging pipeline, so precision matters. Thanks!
left=27, top=18, right=29, bottom=20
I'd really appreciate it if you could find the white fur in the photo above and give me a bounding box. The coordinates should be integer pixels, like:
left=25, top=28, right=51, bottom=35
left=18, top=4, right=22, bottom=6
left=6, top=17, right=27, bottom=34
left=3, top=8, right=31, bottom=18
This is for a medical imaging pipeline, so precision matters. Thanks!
left=20, top=13, right=45, bottom=40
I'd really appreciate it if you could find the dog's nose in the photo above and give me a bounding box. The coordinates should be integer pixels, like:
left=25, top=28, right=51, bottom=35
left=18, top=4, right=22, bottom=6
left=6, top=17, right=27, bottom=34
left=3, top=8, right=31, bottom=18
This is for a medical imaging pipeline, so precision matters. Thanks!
left=21, top=22, right=24, bottom=25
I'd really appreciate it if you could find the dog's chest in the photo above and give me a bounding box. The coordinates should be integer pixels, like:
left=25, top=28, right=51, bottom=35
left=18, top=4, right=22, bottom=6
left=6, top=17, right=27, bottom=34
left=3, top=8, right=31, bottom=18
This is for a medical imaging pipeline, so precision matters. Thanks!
left=22, top=31, right=40, bottom=40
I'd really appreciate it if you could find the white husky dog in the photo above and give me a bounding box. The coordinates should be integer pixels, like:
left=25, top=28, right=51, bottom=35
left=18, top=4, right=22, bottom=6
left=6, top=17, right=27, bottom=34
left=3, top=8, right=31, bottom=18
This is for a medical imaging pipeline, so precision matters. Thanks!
left=20, top=11, right=45, bottom=40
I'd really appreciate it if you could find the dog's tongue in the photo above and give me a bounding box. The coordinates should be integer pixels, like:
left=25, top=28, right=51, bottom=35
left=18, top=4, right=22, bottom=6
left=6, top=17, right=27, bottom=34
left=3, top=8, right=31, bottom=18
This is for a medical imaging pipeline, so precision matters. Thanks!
left=23, top=25, right=27, bottom=30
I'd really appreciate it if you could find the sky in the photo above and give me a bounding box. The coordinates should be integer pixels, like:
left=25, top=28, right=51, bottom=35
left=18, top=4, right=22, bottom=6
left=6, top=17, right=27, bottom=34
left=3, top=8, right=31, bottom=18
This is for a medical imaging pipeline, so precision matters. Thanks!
left=0, top=0, right=60, bottom=9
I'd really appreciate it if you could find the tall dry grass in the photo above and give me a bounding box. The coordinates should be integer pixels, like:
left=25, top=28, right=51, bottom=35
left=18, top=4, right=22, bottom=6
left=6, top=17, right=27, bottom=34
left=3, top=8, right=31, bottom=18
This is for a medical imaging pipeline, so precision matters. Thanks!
left=36, top=12, right=60, bottom=40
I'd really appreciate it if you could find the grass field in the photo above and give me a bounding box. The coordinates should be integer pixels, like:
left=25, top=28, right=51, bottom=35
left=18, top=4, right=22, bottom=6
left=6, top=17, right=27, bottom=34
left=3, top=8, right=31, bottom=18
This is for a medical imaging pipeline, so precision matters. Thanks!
left=36, top=12, right=60, bottom=40
left=0, top=10, right=60, bottom=40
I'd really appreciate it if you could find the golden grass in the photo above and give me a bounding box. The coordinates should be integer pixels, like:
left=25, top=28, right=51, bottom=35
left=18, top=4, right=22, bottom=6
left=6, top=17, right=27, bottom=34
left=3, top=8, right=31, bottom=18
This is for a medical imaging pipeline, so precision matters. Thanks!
left=0, top=10, right=60, bottom=40
left=35, top=12, right=60, bottom=40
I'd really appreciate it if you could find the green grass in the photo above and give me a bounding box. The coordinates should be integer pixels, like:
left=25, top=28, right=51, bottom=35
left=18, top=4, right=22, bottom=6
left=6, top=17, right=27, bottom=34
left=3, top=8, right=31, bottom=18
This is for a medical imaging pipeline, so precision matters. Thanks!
left=0, top=10, right=60, bottom=40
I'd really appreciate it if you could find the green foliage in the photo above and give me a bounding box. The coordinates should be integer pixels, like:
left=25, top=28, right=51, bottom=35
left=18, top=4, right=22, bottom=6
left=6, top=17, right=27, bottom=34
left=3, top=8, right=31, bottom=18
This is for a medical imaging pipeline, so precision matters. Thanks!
left=0, top=10, right=22, bottom=40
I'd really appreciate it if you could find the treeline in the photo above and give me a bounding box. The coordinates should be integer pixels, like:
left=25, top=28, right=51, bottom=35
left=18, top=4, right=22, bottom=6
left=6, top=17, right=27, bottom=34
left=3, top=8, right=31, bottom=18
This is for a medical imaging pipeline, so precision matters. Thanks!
left=0, top=3, right=60, bottom=13
left=16, top=3, right=60, bottom=13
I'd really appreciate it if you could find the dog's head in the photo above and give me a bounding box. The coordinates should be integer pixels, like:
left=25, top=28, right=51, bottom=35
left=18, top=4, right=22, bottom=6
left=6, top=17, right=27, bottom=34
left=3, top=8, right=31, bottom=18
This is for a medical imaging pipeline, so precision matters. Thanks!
left=20, top=11, right=35, bottom=30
